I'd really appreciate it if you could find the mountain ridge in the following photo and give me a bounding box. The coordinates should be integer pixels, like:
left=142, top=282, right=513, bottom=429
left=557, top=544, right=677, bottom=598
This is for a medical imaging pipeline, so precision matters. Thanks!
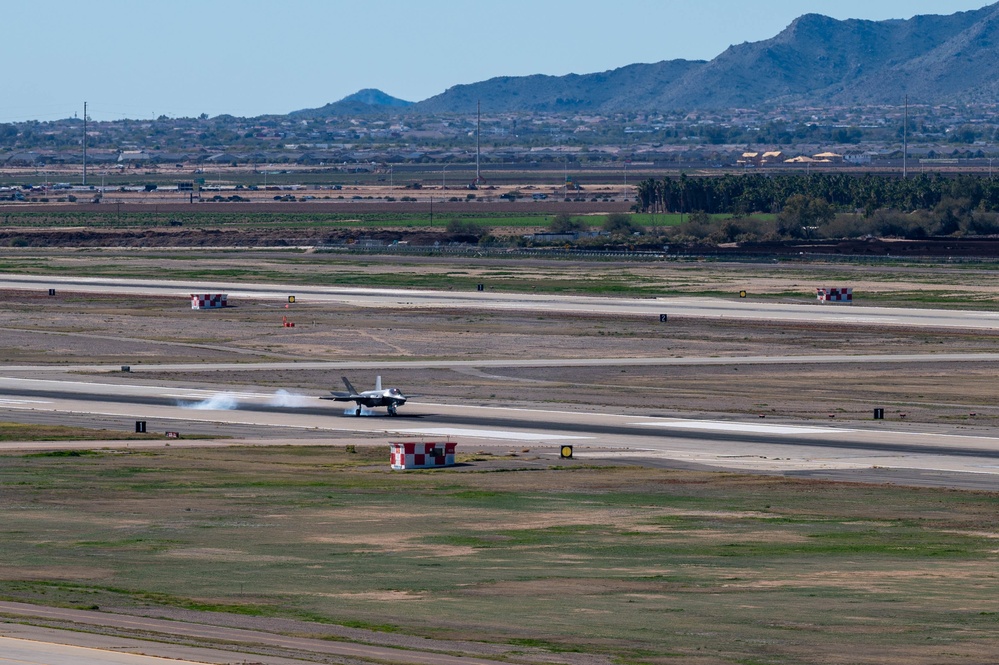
left=294, top=3, right=999, bottom=116
left=289, top=88, right=413, bottom=117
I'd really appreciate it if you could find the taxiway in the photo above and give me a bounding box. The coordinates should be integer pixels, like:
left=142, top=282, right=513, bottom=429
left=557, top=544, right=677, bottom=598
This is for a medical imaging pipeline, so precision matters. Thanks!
left=3, top=273, right=999, bottom=330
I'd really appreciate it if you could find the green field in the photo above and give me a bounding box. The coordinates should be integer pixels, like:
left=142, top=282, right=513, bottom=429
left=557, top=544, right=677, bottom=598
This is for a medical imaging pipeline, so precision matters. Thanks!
left=0, top=210, right=698, bottom=230
left=1, top=445, right=997, bottom=664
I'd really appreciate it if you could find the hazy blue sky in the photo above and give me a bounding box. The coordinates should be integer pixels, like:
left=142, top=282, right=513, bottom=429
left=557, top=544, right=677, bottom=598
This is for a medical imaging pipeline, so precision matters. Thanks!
left=2, top=0, right=992, bottom=122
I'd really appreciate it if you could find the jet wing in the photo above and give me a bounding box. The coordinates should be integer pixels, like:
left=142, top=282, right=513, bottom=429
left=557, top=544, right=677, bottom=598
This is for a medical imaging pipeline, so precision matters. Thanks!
left=321, top=391, right=360, bottom=401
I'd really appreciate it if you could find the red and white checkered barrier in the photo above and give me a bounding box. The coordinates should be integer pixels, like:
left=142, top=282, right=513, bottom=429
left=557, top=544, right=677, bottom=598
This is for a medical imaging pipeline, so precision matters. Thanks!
left=191, top=293, right=228, bottom=309
left=816, top=288, right=852, bottom=303
left=390, top=442, right=456, bottom=470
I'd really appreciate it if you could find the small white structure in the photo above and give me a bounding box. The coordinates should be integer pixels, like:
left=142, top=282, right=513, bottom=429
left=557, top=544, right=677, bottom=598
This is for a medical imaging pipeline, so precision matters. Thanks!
left=191, top=293, right=228, bottom=309
left=817, top=288, right=852, bottom=303
left=390, top=442, right=456, bottom=470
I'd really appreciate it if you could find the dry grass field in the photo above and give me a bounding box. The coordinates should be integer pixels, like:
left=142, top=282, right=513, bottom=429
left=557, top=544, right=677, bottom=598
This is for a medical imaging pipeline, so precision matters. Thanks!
left=0, top=446, right=997, bottom=665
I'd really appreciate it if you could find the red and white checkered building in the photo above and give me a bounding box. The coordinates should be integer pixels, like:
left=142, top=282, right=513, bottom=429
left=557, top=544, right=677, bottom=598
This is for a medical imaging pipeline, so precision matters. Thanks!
left=191, top=293, right=228, bottom=309
left=816, top=288, right=852, bottom=303
left=390, top=442, right=456, bottom=470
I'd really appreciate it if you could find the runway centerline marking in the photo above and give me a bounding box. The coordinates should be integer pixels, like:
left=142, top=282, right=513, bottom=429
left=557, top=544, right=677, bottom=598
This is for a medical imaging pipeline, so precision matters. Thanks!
left=392, top=427, right=590, bottom=441
left=632, top=419, right=853, bottom=435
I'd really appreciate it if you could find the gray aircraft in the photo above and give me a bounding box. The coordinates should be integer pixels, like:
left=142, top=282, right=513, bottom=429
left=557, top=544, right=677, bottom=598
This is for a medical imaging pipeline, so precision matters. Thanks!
left=322, top=376, right=413, bottom=416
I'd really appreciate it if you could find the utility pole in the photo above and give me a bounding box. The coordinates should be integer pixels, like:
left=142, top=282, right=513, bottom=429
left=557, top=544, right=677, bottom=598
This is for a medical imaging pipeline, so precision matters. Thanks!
left=82, top=101, right=87, bottom=186
left=680, top=181, right=684, bottom=224
left=902, top=95, right=908, bottom=179
left=475, top=100, right=481, bottom=185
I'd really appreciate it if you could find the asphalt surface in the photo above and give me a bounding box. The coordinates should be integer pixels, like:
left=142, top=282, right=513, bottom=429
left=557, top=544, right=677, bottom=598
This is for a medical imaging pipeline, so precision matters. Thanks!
left=0, top=378, right=994, bottom=459
left=0, top=376, right=996, bottom=490
left=0, top=602, right=511, bottom=665
left=0, top=637, right=202, bottom=665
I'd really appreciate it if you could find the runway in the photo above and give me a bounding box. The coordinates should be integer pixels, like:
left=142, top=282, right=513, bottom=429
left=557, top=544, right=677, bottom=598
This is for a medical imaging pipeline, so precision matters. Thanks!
left=0, top=636, right=210, bottom=665
left=0, top=376, right=997, bottom=488
left=3, top=273, right=999, bottom=330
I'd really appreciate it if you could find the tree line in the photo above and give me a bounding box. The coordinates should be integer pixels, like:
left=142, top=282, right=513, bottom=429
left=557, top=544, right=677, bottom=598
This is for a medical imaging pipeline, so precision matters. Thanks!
left=634, top=173, right=999, bottom=216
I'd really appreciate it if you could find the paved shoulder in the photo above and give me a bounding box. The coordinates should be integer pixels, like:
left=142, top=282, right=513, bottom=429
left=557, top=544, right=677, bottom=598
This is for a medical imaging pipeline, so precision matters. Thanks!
left=0, top=602, right=512, bottom=665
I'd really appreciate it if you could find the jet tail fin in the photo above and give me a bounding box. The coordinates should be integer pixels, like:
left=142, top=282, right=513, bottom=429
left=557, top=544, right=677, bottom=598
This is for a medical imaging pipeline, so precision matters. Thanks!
left=341, top=376, right=358, bottom=395
left=375, top=375, right=382, bottom=391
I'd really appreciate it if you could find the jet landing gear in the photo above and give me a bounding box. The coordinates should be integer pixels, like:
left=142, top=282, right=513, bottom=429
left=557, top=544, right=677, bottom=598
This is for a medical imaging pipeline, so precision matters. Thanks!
left=355, top=407, right=362, bottom=416
left=387, top=404, right=398, bottom=416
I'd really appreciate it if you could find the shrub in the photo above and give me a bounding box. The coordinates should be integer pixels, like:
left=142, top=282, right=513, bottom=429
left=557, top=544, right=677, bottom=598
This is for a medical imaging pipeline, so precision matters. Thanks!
left=446, top=219, right=489, bottom=235
left=603, top=213, right=643, bottom=235
left=549, top=214, right=586, bottom=233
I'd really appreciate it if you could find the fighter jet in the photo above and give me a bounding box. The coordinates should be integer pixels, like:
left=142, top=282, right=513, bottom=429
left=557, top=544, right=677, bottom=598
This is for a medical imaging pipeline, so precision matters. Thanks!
left=321, top=376, right=413, bottom=416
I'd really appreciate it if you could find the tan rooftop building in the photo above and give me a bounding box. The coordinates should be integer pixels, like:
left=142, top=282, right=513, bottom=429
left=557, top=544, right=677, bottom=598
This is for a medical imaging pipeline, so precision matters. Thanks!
left=761, top=150, right=785, bottom=165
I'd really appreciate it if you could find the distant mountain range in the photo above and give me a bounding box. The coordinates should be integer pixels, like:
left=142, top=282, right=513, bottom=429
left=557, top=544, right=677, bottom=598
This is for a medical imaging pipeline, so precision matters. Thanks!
left=295, top=3, right=999, bottom=115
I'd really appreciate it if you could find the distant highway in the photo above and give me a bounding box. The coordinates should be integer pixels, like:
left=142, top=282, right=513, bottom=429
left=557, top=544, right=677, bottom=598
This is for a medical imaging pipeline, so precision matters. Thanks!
left=2, top=273, right=999, bottom=330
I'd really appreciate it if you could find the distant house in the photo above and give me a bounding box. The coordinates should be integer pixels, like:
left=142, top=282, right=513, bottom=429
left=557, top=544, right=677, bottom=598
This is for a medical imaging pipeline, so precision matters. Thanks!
left=118, top=150, right=150, bottom=166
left=737, top=151, right=761, bottom=166
left=813, top=151, right=844, bottom=163
left=155, top=152, right=190, bottom=164
left=5, top=151, right=44, bottom=166
left=761, top=150, right=785, bottom=165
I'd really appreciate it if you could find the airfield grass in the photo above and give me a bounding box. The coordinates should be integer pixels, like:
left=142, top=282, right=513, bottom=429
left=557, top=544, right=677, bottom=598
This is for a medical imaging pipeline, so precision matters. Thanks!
left=0, top=422, right=174, bottom=442
left=0, top=445, right=997, bottom=664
